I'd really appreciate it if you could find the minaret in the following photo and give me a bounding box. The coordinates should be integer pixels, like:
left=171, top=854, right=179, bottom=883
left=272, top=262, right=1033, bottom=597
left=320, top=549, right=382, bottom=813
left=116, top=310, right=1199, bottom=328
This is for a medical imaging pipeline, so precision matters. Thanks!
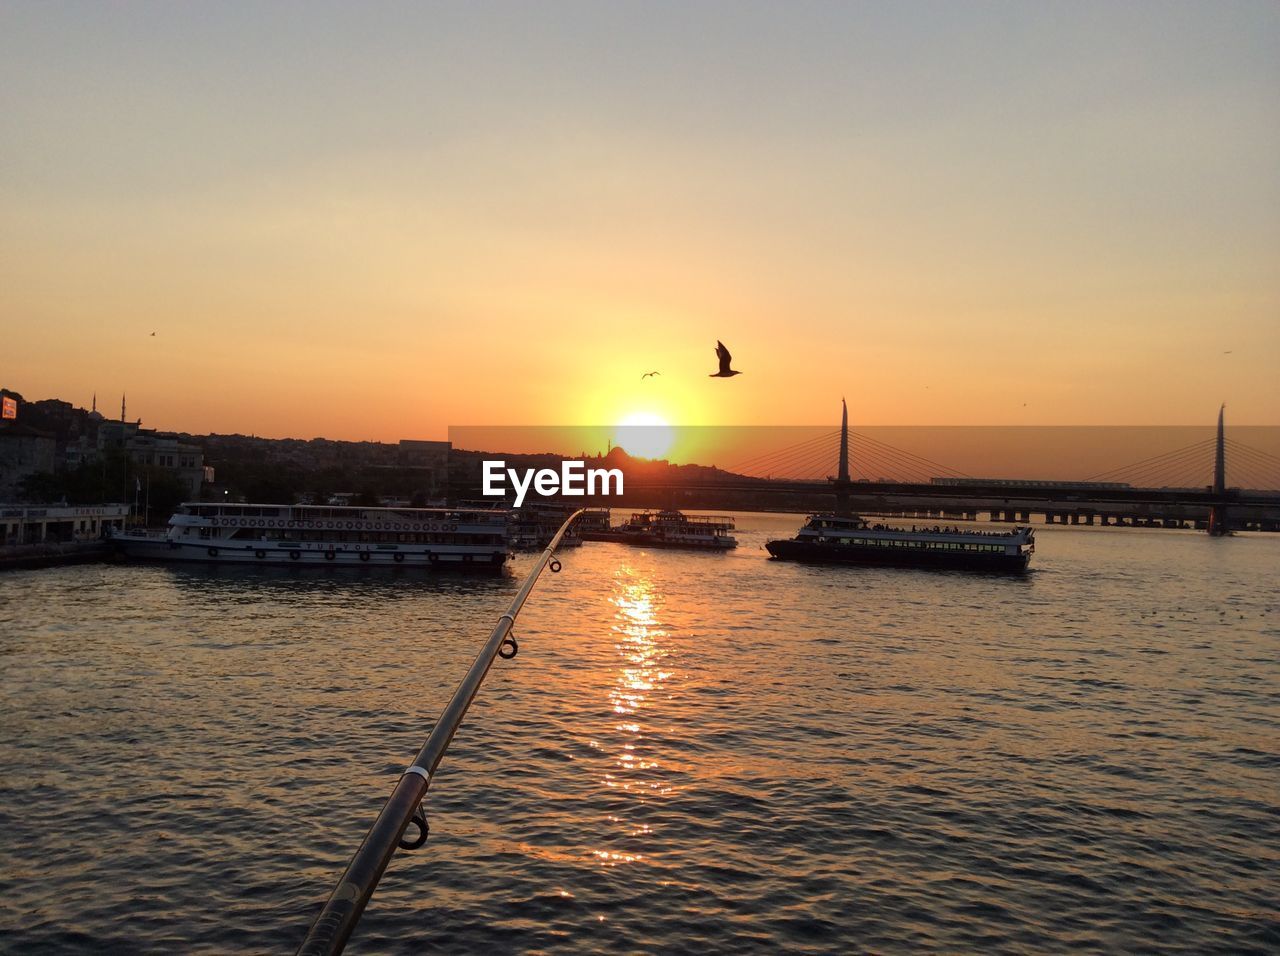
left=121, top=394, right=126, bottom=424
left=92, top=393, right=97, bottom=414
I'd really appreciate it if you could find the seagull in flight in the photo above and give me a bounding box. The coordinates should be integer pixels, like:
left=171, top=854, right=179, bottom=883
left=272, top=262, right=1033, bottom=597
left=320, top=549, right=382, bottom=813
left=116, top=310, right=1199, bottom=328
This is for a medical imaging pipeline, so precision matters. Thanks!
left=641, top=371, right=660, bottom=379
left=709, top=340, right=742, bottom=378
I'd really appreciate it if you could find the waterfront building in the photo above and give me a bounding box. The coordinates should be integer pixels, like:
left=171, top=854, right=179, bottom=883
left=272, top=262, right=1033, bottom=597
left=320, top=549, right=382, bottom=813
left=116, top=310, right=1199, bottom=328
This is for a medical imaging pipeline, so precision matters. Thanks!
left=97, top=421, right=209, bottom=498
left=0, top=422, right=58, bottom=499
left=0, top=503, right=129, bottom=546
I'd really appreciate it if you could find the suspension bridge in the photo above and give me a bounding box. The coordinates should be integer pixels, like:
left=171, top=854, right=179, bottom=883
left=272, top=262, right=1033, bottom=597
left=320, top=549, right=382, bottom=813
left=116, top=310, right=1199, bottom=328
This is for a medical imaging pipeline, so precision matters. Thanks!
left=625, top=404, right=1280, bottom=533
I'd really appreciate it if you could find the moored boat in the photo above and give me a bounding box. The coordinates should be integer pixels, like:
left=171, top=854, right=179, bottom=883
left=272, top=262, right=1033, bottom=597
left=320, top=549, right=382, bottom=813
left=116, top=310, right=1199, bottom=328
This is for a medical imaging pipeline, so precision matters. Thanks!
left=766, top=514, right=1034, bottom=573
left=111, top=502, right=512, bottom=571
left=510, top=501, right=584, bottom=550
left=575, top=508, right=612, bottom=536
left=580, top=509, right=737, bottom=550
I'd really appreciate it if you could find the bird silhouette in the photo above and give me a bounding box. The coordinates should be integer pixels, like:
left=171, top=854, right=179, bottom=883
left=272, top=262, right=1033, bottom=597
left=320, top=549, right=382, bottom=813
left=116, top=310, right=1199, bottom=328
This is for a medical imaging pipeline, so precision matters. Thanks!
left=150, top=332, right=156, bottom=336
left=641, top=371, right=660, bottom=379
left=709, top=341, right=742, bottom=378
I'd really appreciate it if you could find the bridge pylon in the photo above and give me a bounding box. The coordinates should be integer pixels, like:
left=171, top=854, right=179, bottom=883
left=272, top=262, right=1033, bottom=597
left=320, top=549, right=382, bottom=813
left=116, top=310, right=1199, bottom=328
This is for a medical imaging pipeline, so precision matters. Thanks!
left=833, top=398, right=852, bottom=516
left=1209, top=404, right=1230, bottom=536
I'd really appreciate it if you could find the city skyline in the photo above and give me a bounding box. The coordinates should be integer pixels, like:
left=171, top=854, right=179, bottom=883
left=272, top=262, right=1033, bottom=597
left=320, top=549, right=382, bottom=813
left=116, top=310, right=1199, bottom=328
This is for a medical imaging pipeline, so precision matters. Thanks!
left=8, top=384, right=1279, bottom=486
left=4, top=2, right=1278, bottom=441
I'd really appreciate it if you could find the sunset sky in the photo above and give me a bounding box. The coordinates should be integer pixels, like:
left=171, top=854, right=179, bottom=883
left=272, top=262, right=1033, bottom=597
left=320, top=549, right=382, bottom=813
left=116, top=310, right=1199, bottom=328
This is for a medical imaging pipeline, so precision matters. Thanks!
left=3, top=2, right=1278, bottom=442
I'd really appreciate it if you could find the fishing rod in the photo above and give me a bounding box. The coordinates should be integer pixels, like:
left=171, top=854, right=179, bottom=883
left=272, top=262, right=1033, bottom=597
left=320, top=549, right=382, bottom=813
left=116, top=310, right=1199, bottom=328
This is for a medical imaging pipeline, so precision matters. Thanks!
left=296, top=509, right=585, bottom=956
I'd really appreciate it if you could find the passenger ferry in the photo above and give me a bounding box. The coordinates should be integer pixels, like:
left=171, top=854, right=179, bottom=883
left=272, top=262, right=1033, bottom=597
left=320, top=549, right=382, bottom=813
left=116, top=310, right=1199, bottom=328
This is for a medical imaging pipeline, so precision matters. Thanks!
left=510, top=501, right=584, bottom=551
left=581, top=510, right=737, bottom=550
left=111, top=502, right=512, bottom=570
left=576, top=508, right=613, bottom=536
left=766, top=514, right=1034, bottom=573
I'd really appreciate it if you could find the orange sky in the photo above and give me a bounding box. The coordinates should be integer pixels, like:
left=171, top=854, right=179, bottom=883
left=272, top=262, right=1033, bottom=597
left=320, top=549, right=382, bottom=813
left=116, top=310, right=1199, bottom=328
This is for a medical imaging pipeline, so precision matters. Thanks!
left=4, top=4, right=1278, bottom=440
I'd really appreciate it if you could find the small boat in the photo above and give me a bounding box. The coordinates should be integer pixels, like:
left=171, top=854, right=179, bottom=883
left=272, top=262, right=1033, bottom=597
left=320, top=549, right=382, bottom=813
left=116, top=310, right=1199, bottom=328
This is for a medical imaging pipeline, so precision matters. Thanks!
left=575, top=508, right=612, bottom=536
left=766, top=514, right=1034, bottom=573
left=111, top=501, right=512, bottom=571
left=510, top=501, right=584, bottom=551
left=580, top=510, right=737, bottom=550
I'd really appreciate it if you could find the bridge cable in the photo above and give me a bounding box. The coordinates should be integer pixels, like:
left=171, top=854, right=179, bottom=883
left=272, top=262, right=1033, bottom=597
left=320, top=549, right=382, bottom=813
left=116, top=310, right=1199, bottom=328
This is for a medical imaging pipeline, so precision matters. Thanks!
left=1110, top=444, right=1217, bottom=488
left=1223, top=438, right=1280, bottom=467
left=847, top=437, right=946, bottom=483
left=1084, top=438, right=1215, bottom=483
left=849, top=431, right=971, bottom=479
left=728, top=430, right=840, bottom=475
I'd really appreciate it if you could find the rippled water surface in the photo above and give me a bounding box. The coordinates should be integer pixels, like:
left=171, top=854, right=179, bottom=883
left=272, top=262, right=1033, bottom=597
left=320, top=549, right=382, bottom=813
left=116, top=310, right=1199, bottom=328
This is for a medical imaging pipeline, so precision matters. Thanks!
left=2, top=515, right=1278, bottom=953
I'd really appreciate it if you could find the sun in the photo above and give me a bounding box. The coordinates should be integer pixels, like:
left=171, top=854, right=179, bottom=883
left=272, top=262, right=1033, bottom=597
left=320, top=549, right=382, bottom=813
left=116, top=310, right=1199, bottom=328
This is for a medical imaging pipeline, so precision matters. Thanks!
left=613, top=412, right=674, bottom=459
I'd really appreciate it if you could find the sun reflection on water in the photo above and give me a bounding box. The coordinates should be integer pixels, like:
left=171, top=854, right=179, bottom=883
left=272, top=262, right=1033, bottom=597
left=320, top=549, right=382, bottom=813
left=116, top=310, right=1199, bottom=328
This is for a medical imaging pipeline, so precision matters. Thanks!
left=594, top=566, right=675, bottom=865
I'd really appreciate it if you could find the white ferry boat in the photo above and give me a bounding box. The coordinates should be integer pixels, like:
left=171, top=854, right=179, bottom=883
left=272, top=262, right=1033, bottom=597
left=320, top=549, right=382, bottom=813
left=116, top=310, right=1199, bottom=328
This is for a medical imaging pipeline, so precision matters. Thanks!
left=581, top=510, right=737, bottom=550
left=111, top=502, right=512, bottom=571
left=766, top=514, right=1034, bottom=573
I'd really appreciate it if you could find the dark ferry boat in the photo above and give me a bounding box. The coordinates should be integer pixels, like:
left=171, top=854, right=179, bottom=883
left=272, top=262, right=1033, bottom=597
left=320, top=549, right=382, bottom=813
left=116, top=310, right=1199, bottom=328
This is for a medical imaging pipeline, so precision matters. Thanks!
left=766, top=514, right=1034, bottom=573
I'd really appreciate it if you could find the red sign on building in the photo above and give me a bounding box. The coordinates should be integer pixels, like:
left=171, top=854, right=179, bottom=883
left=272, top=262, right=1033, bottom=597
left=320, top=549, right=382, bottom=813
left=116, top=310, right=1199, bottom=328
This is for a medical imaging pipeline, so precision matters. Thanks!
left=1, top=396, right=16, bottom=419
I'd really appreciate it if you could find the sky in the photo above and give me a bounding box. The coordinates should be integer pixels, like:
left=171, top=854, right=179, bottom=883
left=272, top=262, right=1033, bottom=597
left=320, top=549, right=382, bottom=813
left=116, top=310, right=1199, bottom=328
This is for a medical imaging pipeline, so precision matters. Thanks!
left=3, top=1, right=1278, bottom=443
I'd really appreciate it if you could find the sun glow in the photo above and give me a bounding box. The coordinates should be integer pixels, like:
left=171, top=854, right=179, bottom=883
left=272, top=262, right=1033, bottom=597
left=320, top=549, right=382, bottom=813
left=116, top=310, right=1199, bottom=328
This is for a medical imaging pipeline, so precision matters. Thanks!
left=613, top=413, right=674, bottom=460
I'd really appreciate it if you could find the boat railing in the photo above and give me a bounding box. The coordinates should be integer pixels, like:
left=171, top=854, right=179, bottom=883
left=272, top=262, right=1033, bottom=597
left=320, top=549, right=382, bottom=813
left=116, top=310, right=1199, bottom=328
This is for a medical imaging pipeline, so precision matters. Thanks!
left=634, top=512, right=735, bottom=528
left=847, top=523, right=1032, bottom=539
left=296, top=510, right=586, bottom=956
left=662, top=519, right=735, bottom=530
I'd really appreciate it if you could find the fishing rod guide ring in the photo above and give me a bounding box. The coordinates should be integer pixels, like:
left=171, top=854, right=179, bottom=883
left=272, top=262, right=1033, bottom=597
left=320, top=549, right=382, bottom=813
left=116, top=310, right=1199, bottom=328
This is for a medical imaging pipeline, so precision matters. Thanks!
left=398, top=811, right=429, bottom=851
